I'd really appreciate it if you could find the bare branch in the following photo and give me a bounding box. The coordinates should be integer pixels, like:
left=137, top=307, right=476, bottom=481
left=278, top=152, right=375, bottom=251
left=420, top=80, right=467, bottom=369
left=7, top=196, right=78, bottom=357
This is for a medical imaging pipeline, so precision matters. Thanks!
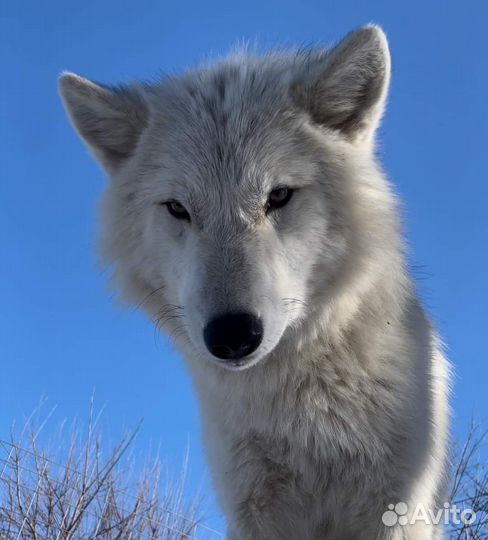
left=0, top=406, right=222, bottom=540
left=446, top=421, right=488, bottom=540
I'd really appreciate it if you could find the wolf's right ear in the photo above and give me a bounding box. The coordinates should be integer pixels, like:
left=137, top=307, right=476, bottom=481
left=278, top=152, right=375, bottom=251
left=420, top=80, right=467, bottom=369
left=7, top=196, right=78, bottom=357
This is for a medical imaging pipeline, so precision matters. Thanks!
left=290, top=26, right=391, bottom=145
left=58, top=73, right=149, bottom=174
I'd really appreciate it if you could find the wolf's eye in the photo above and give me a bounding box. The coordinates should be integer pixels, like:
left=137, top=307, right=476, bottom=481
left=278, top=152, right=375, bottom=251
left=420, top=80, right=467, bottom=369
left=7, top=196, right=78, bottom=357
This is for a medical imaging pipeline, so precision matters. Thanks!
left=164, top=200, right=191, bottom=221
left=267, top=187, right=293, bottom=212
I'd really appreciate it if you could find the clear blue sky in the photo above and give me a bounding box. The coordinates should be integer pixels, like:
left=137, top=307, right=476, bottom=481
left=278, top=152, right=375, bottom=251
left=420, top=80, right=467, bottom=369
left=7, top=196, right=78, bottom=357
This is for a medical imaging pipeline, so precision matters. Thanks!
left=1, top=0, right=486, bottom=532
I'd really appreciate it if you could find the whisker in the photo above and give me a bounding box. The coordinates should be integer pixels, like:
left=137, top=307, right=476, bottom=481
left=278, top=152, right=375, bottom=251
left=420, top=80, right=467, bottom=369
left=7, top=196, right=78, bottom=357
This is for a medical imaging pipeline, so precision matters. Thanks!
left=135, top=285, right=167, bottom=311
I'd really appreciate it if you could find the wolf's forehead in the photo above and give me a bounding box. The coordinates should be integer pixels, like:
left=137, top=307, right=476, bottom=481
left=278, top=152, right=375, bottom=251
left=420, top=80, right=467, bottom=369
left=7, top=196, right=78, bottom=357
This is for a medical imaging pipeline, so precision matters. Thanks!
left=169, top=59, right=291, bottom=124
left=147, top=61, right=295, bottom=187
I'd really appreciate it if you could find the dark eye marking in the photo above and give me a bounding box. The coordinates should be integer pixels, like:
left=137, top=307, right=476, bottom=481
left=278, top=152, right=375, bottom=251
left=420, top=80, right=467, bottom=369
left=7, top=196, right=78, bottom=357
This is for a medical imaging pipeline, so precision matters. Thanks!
left=163, top=200, right=191, bottom=222
left=266, top=187, right=294, bottom=213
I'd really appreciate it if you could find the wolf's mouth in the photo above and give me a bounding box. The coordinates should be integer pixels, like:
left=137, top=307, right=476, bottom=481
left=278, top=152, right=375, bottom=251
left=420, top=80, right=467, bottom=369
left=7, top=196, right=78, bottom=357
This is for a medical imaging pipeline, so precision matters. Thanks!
left=215, top=354, right=263, bottom=371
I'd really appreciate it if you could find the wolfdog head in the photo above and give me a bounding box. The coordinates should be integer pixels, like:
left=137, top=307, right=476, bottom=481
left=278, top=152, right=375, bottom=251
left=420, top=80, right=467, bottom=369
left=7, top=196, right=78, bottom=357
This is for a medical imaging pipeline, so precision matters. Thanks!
left=60, top=26, right=398, bottom=371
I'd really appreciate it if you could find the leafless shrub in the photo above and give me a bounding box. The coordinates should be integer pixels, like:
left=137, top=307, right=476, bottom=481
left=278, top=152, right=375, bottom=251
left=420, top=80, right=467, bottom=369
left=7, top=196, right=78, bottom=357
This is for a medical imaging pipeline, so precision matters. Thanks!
left=0, top=403, right=222, bottom=540
left=1, top=403, right=485, bottom=540
left=447, top=422, right=487, bottom=540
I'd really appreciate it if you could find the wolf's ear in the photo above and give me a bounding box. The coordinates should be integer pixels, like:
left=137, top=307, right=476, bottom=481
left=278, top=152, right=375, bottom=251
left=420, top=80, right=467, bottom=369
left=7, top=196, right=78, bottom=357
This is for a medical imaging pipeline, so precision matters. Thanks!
left=58, top=73, right=149, bottom=173
left=290, top=26, right=391, bottom=144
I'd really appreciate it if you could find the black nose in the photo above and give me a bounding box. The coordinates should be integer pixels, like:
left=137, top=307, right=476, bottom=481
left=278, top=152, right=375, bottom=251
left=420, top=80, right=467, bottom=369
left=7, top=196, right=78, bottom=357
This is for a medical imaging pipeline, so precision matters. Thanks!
left=203, top=312, right=263, bottom=360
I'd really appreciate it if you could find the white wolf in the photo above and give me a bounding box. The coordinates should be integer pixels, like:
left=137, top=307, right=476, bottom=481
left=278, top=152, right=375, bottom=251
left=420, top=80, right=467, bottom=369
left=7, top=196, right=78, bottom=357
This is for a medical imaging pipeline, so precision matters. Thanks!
left=59, top=26, right=450, bottom=540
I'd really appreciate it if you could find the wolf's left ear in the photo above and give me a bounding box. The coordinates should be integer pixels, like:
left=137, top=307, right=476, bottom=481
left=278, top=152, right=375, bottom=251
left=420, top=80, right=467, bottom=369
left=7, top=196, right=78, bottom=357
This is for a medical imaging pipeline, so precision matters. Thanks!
left=59, top=73, right=149, bottom=174
left=290, top=25, right=391, bottom=144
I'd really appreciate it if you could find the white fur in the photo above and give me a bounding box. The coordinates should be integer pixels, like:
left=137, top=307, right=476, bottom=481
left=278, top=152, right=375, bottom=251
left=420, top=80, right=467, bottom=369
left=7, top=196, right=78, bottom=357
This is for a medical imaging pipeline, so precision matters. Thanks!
left=59, top=26, right=451, bottom=539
